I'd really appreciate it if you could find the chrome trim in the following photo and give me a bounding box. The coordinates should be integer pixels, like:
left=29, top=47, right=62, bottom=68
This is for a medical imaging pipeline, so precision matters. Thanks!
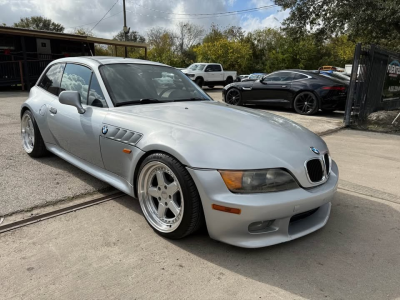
left=304, top=151, right=331, bottom=186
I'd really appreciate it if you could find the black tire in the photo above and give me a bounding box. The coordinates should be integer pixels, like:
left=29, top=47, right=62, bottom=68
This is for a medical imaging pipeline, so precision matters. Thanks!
left=207, top=86, right=214, bottom=89
left=137, top=153, right=204, bottom=239
left=225, top=77, right=233, bottom=86
left=195, top=77, right=203, bottom=88
left=21, top=110, right=48, bottom=158
left=225, top=88, right=242, bottom=106
left=293, top=92, right=319, bottom=115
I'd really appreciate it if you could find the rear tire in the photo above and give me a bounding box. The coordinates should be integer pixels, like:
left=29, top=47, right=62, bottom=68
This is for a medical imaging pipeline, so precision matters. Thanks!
left=293, top=92, right=319, bottom=115
left=137, top=153, right=204, bottom=239
left=195, top=77, right=203, bottom=88
left=21, top=110, right=48, bottom=158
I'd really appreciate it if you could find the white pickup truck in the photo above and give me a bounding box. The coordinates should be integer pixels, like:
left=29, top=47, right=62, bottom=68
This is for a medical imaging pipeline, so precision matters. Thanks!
left=181, top=63, right=237, bottom=88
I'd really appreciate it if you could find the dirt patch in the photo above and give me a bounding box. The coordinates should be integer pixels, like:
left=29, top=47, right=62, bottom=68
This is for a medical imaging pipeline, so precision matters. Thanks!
left=353, top=110, right=400, bottom=133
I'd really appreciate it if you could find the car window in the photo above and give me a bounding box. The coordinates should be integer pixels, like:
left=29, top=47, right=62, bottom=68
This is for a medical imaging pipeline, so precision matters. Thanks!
left=264, top=72, right=295, bottom=82
left=99, top=63, right=211, bottom=106
left=38, top=63, right=65, bottom=96
left=294, top=73, right=309, bottom=80
left=60, top=64, right=92, bottom=105
left=211, top=64, right=222, bottom=72
left=88, top=75, right=107, bottom=108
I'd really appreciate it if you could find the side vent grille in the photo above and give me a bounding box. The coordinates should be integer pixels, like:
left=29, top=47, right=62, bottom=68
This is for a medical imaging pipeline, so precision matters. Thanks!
left=104, top=125, right=142, bottom=146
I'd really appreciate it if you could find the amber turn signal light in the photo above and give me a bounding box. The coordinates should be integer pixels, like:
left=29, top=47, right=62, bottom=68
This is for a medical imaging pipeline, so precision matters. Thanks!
left=219, top=171, right=243, bottom=190
left=123, top=148, right=132, bottom=154
left=212, top=204, right=241, bottom=215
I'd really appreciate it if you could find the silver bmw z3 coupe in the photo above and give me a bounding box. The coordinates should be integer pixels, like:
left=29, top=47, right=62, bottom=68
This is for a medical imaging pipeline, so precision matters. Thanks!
left=20, top=57, right=338, bottom=248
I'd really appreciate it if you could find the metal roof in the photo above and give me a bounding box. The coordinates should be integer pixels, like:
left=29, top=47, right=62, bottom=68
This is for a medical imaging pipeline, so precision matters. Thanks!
left=0, top=26, right=148, bottom=49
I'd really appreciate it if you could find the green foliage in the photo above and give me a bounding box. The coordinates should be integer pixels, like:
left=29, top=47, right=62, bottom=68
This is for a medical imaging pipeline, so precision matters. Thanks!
left=194, top=39, right=252, bottom=75
left=14, top=16, right=64, bottom=32
left=274, top=0, right=400, bottom=52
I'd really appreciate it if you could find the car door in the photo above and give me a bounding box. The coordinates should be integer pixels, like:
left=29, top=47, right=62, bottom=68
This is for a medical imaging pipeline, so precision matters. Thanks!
left=47, top=63, right=108, bottom=168
left=211, top=64, right=223, bottom=82
left=246, top=72, right=294, bottom=104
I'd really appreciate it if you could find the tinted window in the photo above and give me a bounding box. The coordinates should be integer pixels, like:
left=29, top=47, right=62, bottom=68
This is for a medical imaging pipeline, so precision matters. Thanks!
left=211, top=64, right=222, bottom=72
left=294, top=73, right=308, bottom=80
left=38, top=63, right=65, bottom=96
left=264, top=72, right=294, bottom=82
left=100, top=64, right=210, bottom=106
left=60, top=64, right=92, bottom=105
left=88, top=75, right=107, bottom=108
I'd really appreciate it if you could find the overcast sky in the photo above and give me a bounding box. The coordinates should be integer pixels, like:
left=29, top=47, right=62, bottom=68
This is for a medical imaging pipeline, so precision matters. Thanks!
left=0, top=0, right=289, bottom=38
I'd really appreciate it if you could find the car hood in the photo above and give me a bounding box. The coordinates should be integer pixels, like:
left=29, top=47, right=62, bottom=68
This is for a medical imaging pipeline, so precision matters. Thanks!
left=106, top=101, right=328, bottom=187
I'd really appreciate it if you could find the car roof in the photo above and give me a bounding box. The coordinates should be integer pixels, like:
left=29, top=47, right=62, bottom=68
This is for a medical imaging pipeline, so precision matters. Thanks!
left=50, top=56, right=170, bottom=68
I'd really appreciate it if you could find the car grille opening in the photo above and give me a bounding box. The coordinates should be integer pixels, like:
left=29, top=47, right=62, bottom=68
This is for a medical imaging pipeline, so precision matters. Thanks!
left=306, top=159, right=323, bottom=182
left=324, top=153, right=330, bottom=174
left=290, top=208, right=319, bottom=224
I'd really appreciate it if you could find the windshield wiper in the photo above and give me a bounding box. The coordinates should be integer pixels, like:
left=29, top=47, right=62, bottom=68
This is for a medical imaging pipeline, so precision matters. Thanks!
left=173, top=98, right=208, bottom=102
left=115, top=98, right=162, bottom=107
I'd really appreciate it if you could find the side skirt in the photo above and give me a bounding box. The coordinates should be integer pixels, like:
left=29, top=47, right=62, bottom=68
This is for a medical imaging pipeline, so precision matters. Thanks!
left=45, top=143, right=135, bottom=196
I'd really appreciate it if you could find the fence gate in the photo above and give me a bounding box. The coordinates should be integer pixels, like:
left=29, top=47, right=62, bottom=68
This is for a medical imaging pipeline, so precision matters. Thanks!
left=345, top=44, right=400, bottom=126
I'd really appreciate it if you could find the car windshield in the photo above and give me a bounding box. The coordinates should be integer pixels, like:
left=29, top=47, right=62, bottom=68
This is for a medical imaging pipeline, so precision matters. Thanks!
left=99, top=64, right=211, bottom=106
left=188, top=64, right=206, bottom=71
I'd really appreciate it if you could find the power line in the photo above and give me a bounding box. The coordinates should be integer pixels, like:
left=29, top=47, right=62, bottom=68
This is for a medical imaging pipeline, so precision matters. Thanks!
left=131, top=2, right=278, bottom=16
left=90, top=0, right=119, bottom=31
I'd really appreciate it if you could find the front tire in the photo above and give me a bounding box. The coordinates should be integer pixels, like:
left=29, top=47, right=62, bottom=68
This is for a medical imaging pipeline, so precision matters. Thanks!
left=21, top=110, right=48, bottom=157
left=293, top=92, right=319, bottom=115
left=195, top=77, right=203, bottom=88
left=137, top=153, right=204, bottom=239
left=225, top=88, right=242, bottom=106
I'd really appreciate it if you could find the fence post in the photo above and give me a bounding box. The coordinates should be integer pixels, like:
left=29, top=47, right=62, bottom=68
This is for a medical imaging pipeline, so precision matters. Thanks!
left=18, top=61, right=25, bottom=91
left=344, top=43, right=362, bottom=126
left=20, top=36, right=31, bottom=90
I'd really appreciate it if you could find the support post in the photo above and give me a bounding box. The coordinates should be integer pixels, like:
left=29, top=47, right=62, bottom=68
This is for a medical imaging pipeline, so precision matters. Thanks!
left=344, top=43, right=361, bottom=126
left=20, top=36, right=30, bottom=90
left=123, top=0, right=128, bottom=58
left=145, top=47, right=147, bottom=59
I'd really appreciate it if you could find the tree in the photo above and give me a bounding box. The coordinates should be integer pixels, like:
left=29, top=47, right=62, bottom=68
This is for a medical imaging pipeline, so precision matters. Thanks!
left=113, top=30, right=146, bottom=43
left=14, top=16, right=64, bottom=32
left=176, top=22, right=204, bottom=55
left=194, top=39, right=252, bottom=75
left=147, top=27, right=178, bottom=66
left=274, top=0, right=400, bottom=51
left=72, top=28, right=94, bottom=37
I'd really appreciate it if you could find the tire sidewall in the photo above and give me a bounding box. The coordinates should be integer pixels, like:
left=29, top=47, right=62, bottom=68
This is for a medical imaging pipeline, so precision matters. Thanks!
left=22, top=110, right=43, bottom=157
left=137, top=153, right=201, bottom=239
left=293, top=92, right=319, bottom=115
left=225, top=88, right=242, bottom=106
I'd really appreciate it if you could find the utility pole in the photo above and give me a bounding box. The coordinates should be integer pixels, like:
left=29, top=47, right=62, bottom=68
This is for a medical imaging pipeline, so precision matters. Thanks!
left=122, top=0, right=130, bottom=58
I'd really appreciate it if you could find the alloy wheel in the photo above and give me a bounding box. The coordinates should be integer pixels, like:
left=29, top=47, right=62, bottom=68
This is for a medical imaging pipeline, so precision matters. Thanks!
left=138, top=161, right=184, bottom=233
left=226, top=89, right=241, bottom=105
left=21, top=113, right=35, bottom=153
left=294, top=92, right=317, bottom=114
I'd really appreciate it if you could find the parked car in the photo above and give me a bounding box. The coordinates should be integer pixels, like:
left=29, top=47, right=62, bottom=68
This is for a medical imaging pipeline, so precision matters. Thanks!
left=223, top=69, right=347, bottom=114
left=318, top=70, right=350, bottom=84
left=237, top=74, right=249, bottom=82
left=20, top=57, right=338, bottom=248
left=241, top=73, right=268, bottom=82
left=181, top=63, right=237, bottom=88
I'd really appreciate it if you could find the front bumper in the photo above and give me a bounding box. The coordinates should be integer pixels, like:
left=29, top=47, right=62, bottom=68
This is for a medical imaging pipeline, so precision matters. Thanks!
left=187, top=161, right=338, bottom=248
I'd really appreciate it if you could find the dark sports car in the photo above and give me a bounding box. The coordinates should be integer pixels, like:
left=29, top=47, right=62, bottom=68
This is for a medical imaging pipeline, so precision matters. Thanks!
left=223, top=70, right=347, bottom=114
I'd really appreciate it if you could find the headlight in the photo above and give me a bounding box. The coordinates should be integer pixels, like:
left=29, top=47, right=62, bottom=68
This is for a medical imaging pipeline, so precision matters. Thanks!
left=187, top=73, right=195, bottom=77
left=219, top=169, right=299, bottom=193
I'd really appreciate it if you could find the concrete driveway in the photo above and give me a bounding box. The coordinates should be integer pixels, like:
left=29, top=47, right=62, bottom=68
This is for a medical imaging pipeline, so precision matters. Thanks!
left=205, top=88, right=344, bottom=136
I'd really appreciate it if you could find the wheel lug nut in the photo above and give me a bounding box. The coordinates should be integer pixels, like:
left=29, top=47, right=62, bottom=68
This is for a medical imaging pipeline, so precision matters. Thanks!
left=165, top=202, right=168, bottom=206
left=169, top=195, right=171, bottom=199
left=158, top=197, right=161, bottom=201
left=164, top=186, right=167, bottom=189
left=158, top=187, right=161, bottom=191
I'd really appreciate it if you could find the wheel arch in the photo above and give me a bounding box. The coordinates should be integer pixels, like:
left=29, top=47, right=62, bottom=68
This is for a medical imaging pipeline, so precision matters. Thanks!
left=291, top=89, right=321, bottom=109
left=224, top=86, right=243, bottom=104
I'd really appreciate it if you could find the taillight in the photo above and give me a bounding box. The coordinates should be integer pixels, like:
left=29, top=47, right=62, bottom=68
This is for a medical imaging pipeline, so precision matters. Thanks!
left=322, top=86, right=346, bottom=91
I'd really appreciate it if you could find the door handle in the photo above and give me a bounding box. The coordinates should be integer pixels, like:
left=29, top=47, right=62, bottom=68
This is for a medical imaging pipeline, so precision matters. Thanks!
left=49, top=107, right=57, bottom=114
left=242, top=87, right=252, bottom=90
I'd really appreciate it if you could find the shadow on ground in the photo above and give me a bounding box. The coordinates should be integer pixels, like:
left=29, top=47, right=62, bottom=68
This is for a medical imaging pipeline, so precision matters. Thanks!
left=116, top=191, right=400, bottom=299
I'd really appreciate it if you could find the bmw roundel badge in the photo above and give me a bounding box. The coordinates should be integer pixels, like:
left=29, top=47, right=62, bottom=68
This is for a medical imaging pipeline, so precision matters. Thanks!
left=310, top=147, right=320, bottom=155
left=102, top=125, right=108, bottom=135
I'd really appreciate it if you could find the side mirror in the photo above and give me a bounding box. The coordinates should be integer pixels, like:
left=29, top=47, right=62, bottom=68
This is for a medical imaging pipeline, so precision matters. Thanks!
left=59, top=91, right=86, bottom=114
